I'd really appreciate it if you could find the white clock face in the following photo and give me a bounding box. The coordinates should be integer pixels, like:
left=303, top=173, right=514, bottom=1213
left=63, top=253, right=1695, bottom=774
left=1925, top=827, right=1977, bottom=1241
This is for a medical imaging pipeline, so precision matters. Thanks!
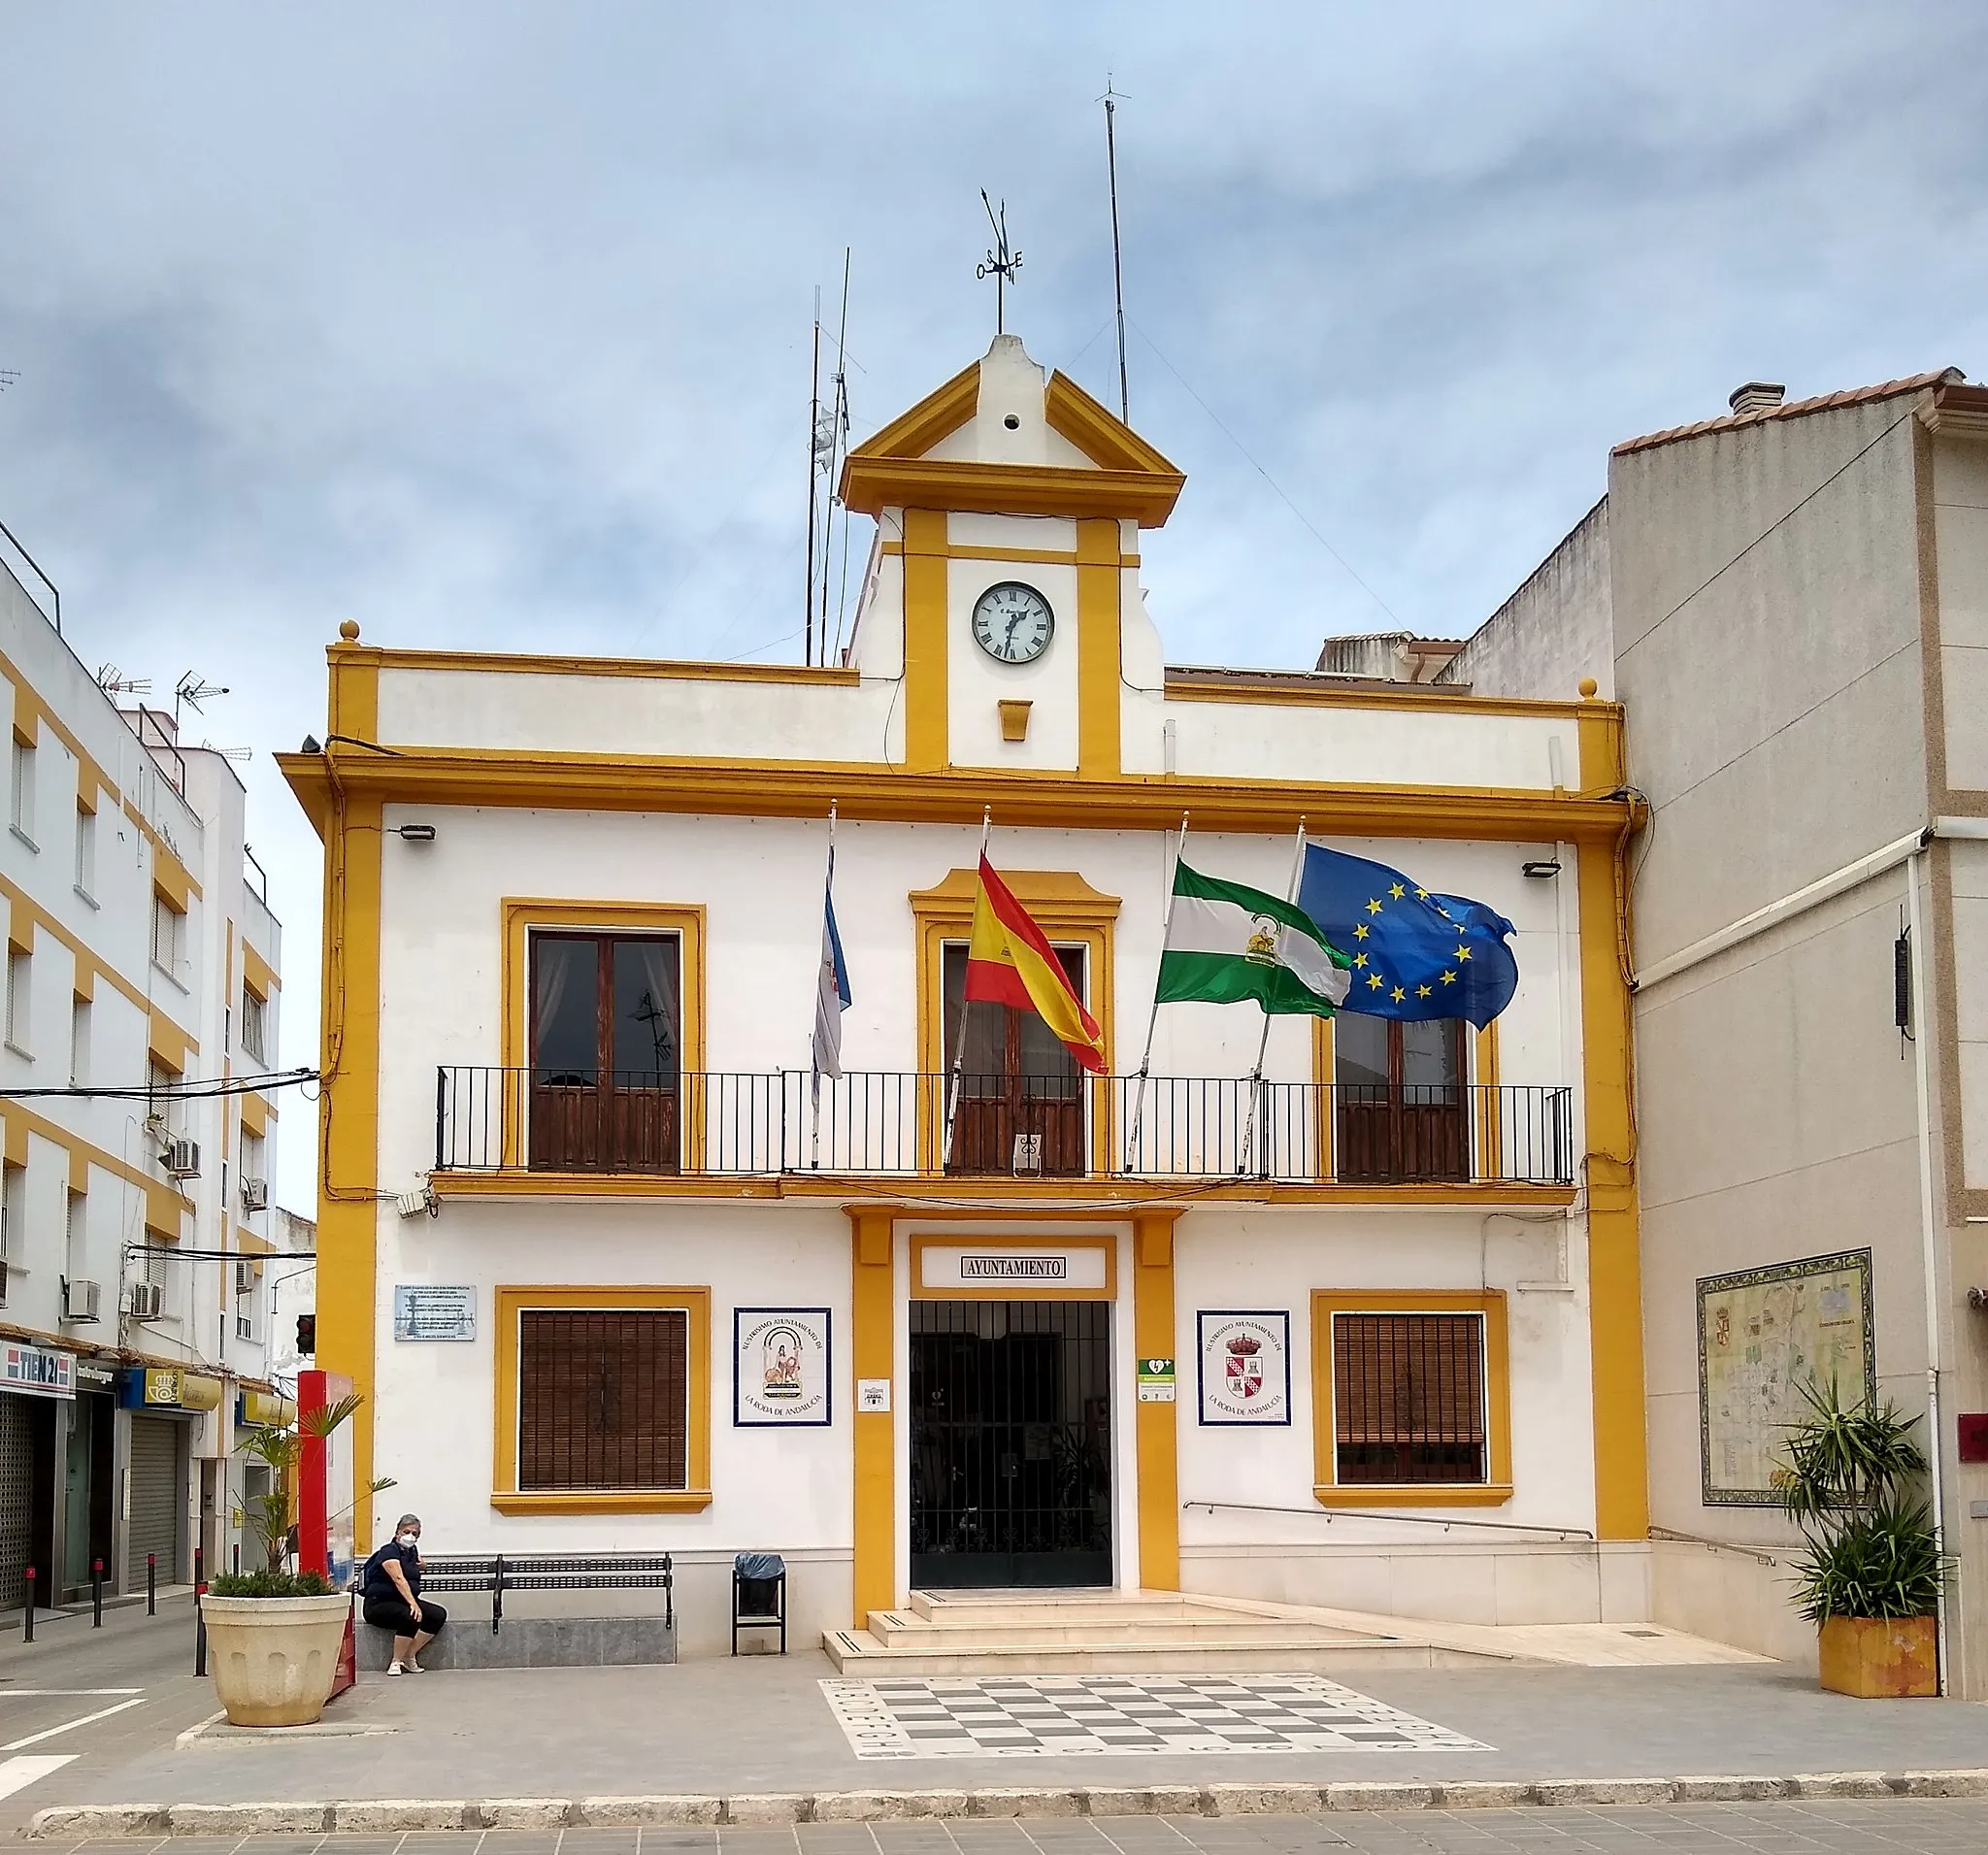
left=972, top=581, right=1055, bottom=664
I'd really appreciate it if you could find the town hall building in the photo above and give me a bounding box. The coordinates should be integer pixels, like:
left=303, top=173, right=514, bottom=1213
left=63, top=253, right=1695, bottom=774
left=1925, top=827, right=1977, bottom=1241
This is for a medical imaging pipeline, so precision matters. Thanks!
left=280, top=333, right=1646, bottom=1659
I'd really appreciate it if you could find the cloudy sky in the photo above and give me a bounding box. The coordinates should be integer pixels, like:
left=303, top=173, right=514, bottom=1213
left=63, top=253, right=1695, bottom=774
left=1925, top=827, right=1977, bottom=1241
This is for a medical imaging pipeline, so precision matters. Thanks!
left=4, top=3, right=1985, bottom=1206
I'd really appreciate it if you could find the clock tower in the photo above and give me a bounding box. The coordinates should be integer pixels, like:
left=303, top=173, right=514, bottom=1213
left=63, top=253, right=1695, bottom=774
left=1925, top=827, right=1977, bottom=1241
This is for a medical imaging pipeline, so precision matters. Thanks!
left=839, top=333, right=1184, bottom=778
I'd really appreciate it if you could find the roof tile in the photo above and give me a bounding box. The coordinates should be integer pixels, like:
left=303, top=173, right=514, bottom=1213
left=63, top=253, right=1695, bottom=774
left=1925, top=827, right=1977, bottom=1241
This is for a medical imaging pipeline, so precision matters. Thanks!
left=1612, top=369, right=1966, bottom=457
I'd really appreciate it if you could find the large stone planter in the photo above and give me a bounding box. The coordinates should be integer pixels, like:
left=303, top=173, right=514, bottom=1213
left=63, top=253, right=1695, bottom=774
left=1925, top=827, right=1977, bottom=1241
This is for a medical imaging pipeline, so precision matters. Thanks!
left=203, top=1593, right=352, bottom=1727
left=1817, top=1614, right=1938, bottom=1698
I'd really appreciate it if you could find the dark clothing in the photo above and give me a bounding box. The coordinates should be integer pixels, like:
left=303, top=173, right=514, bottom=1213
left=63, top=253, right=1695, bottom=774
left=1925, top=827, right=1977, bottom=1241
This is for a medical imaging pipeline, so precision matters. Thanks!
left=363, top=1593, right=447, bottom=1638
left=362, top=1540, right=421, bottom=1603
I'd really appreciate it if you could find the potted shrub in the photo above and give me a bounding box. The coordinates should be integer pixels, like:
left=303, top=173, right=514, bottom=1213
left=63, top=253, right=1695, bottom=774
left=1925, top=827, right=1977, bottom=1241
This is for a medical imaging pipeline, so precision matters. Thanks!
left=203, top=1394, right=392, bottom=1728
left=1776, top=1376, right=1947, bottom=1698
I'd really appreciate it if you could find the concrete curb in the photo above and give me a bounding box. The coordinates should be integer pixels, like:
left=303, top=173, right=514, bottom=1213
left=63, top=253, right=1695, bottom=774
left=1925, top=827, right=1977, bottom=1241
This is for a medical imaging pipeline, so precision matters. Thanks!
left=23, top=1771, right=1988, bottom=1836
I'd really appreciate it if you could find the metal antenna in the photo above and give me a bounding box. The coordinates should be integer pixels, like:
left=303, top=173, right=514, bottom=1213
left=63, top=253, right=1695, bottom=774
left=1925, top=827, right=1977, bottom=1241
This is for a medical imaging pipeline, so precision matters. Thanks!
left=977, top=192, right=1022, bottom=335
left=806, top=287, right=821, bottom=667
left=819, top=248, right=852, bottom=666
left=0, top=371, right=18, bottom=394
left=174, top=673, right=228, bottom=733
left=1101, top=76, right=1132, bottom=423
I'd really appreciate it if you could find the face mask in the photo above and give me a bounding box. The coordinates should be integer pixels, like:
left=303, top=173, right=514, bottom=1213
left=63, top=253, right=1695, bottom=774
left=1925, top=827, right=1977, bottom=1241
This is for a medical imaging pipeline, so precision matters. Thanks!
left=397, top=1533, right=418, bottom=1549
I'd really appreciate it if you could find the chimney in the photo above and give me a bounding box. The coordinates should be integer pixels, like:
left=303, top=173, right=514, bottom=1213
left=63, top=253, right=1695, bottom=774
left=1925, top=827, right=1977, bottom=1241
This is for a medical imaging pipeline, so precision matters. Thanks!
left=1728, top=381, right=1786, bottom=417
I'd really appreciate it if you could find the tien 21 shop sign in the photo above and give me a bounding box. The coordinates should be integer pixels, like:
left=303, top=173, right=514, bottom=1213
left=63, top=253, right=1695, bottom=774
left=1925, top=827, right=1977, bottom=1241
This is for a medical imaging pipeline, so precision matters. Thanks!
left=734, top=1308, right=832, bottom=1426
left=1197, top=1311, right=1291, bottom=1426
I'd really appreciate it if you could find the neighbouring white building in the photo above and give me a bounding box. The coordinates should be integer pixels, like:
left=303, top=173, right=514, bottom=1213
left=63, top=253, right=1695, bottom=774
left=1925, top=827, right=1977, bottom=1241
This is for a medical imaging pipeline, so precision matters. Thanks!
left=282, top=334, right=1644, bottom=1658
left=0, top=541, right=289, bottom=1607
left=1443, top=367, right=1988, bottom=1697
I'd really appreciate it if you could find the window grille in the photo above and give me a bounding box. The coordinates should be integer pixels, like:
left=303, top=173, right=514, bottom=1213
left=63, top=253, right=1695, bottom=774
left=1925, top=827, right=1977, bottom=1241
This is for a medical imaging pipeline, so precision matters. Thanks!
left=517, top=1308, right=688, bottom=1491
left=1332, top=1311, right=1487, bottom=1484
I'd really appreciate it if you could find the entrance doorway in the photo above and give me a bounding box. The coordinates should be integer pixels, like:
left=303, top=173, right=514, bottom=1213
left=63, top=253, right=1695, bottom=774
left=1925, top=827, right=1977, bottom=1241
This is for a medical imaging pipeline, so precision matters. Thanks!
left=909, top=1300, right=1110, bottom=1589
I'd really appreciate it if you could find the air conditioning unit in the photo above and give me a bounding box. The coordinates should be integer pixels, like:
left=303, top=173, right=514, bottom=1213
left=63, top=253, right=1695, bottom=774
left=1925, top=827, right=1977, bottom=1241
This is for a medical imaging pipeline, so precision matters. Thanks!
left=62, top=1278, right=102, bottom=1323
left=239, top=1176, right=268, bottom=1213
left=163, top=1140, right=200, bottom=1179
left=128, top=1280, right=163, bottom=1320
left=234, top=1260, right=255, bottom=1296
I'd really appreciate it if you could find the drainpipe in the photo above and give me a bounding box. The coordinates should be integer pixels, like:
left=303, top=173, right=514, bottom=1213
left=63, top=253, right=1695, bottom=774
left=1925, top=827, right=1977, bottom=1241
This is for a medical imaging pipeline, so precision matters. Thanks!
left=1906, top=838, right=1949, bottom=1695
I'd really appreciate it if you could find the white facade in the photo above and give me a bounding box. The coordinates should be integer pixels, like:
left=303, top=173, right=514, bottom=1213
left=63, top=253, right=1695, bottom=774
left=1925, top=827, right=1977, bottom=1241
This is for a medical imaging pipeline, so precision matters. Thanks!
left=0, top=550, right=287, bottom=1602
left=287, top=335, right=1642, bottom=1658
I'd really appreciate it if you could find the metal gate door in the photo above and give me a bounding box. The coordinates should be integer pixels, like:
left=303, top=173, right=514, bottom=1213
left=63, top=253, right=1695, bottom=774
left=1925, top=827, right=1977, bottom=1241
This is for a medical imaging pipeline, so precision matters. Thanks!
left=909, top=1300, right=1110, bottom=1589
left=127, top=1415, right=183, bottom=1586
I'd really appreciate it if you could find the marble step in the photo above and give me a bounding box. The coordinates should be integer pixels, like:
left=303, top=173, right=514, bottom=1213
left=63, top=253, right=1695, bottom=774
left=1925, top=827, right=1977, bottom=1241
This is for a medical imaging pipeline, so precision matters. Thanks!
left=868, top=1609, right=1368, bottom=1649
left=820, top=1628, right=1462, bottom=1676
left=905, top=1593, right=1224, bottom=1626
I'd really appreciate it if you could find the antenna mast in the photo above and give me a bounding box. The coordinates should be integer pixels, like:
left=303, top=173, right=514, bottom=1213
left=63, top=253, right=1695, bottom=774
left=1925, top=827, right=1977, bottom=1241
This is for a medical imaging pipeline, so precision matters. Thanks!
left=977, top=192, right=1022, bottom=335
left=818, top=248, right=851, bottom=665
left=806, top=288, right=821, bottom=667
left=1102, top=76, right=1131, bottom=423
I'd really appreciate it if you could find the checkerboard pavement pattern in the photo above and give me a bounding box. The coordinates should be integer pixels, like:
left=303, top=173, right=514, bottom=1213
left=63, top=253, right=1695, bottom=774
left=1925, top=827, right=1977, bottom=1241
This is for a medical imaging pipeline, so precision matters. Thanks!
left=819, top=1674, right=1489, bottom=1758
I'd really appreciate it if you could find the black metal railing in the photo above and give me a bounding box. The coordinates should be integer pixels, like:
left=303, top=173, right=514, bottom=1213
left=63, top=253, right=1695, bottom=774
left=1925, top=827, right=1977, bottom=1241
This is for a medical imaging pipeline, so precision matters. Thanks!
left=434, top=1067, right=1574, bottom=1185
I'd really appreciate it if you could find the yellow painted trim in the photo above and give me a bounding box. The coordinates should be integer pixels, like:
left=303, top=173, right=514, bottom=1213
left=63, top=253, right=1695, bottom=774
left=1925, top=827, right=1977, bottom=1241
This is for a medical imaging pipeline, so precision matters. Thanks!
left=902, top=509, right=948, bottom=772
left=843, top=360, right=979, bottom=466
left=239, top=1091, right=270, bottom=1140
left=491, top=1283, right=712, bottom=1507
left=849, top=1208, right=895, bottom=1627
left=909, top=1232, right=1115, bottom=1301
left=278, top=747, right=1639, bottom=846
left=0, top=1099, right=192, bottom=1233
left=366, top=646, right=858, bottom=688
left=1044, top=371, right=1186, bottom=480
left=148, top=1009, right=196, bottom=1076
left=911, top=867, right=1118, bottom=1174
left=319, top=634, right=382, bottom=1550
left=498, top=898, right=707, bottom=1169
left=119, top=799, right=203, bottom=901
left=1474, top=1019, right=1502, bottom=1182
left=1133, top=1209, right=1180, bottom=1590
left=842, top=457, right=1183, bottom=527
left=150, top=855, right=196, bottom=913
left=1310, top=1288, right=1512, bottom=1503
left=428, top=1169, right=1575, bottom=1209
left=490, top=1491, right=714, bottom=1515
left=0, top=656, right=121, bottom=829
left=1076, top=518, right=1121, bottom=778
left=1164, top=676, right=1605, bottom=723
left=1576, top=696, right=1647, bottom=1541
left=0, top=871, right=197, bottom=1045
left=242, top=941, right=280, bottom=1000
left=71, top=968, right=92, bottom=1004
left=879, top=541, right=1142, bottom=569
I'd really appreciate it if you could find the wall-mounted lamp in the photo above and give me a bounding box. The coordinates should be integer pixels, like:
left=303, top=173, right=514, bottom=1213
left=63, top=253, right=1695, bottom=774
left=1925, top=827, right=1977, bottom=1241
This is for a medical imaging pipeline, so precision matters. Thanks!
left=1522, top=860, right=1562, bottom=879
left=395, top=823, right=437, bottom=844
left=299, top=735, right=322, bottom=754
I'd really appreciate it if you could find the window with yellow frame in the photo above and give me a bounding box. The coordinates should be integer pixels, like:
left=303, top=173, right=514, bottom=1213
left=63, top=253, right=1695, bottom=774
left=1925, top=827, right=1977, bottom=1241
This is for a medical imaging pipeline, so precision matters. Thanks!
left=1310, top=1288, right=1511, bottom=1507
left=491, top=1285, right=712, bottom=1514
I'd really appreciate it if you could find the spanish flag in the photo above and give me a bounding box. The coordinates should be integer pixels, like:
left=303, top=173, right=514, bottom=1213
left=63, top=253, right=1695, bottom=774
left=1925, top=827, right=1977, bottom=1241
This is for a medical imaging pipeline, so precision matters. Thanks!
left=964, top=855, right=1108, bottom=1074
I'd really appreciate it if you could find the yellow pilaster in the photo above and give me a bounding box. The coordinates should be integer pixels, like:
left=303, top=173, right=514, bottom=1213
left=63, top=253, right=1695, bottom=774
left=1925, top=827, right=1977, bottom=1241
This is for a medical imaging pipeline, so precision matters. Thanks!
left=1133, top=1210, right=1181, bottom=1589
left=849, top=1208, right=896, bottom=1627
left=1076, top=517, right=1122, bottom=778
left=902, top=510, right=948, bottom=771
left=319, top=629, right=383, bottom=1551
left=1576, top=692, right=1649, bottom=1540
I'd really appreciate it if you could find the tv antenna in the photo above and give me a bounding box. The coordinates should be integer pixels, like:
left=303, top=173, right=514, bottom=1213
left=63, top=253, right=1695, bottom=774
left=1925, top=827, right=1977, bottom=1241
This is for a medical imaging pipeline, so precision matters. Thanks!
left=175, top=672, right=229, bottom=733
left=977, top=192, right=1022, bottom=335
left=1100, top=76, right=1132, bottom=424
left=96, top=665, right=152, bottom=698
left=0, top=371, right=18, bottom=394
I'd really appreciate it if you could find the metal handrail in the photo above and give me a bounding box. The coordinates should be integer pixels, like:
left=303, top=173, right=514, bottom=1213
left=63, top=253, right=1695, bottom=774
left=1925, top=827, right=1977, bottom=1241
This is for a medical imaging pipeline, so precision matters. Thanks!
left=1183, top=1499, right=1595, bottom=1541
left=432, top=1066, right=1575, bottom=1186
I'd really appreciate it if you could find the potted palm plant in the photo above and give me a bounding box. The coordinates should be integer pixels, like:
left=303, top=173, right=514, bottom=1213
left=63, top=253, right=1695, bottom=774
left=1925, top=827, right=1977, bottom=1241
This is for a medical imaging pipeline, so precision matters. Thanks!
left=202, top=1393, right=392, bottom=1727
left=1776, top=1376, right=1946, bottom=1698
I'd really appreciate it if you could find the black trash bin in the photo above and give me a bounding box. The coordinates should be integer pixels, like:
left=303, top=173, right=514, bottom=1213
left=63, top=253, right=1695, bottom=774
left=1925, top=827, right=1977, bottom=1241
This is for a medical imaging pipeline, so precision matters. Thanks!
left=732, top=1552, right=786, bottom=1655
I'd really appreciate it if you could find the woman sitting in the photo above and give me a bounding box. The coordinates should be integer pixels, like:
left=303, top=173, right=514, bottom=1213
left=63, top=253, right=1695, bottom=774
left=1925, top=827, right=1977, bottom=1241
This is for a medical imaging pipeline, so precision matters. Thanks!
left=361, top=1512, right=446, bottom=1674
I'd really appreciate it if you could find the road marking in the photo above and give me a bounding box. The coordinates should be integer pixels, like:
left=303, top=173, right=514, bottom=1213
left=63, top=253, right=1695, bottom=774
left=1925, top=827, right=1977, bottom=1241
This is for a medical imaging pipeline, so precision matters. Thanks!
left=0, top=1690, right=143, bottom=1698
left=1, top=1697, right=147, bottom=1749
left=0, top=1756, right=77, bottom=1801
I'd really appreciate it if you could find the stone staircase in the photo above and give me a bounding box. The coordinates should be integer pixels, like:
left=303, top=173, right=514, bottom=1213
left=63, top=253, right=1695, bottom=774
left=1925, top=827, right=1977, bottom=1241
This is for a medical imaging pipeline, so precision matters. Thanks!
left=822, top=1588, right=1505, bottom=1675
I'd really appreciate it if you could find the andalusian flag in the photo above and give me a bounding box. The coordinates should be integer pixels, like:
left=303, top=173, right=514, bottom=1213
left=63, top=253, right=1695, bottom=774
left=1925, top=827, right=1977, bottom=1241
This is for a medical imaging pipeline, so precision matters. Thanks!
left=964, top=856, right=1108, bottom=1073
left=1158, top=859, right=1352, bottom=1017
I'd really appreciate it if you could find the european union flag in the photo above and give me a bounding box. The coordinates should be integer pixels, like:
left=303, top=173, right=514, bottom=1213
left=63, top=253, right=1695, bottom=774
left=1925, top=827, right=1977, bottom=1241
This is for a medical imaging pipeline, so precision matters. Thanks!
left=1297, top=844, right=1518, bottom=1028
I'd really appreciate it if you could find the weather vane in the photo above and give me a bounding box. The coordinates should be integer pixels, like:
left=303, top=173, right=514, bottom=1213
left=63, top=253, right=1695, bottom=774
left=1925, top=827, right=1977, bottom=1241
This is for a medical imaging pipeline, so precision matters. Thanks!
left=977, top=191, right=1022, bottom=335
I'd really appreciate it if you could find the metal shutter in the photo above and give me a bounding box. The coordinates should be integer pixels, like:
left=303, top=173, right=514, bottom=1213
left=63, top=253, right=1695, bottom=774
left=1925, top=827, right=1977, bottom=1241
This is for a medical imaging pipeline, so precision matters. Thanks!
left=0, top=1396, right=33, bottom=1607
left=518, top=1309, right=687, bottom=1490
left=127, top=1415, right=182, bottom=1583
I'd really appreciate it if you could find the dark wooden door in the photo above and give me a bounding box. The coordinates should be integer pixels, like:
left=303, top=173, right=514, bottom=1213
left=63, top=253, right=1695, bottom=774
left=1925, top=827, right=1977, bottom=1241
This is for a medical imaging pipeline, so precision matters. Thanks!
left=941, top=944, right=1087, bottom=1176
left=529, top=933, right=681, bottom=1173
left=1334, top=1014, right=1468, bottom=1182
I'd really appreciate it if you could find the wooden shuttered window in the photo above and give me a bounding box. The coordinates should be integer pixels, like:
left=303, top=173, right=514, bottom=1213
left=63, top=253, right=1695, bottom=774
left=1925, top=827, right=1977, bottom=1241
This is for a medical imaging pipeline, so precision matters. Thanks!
left=1332, top=1311, right=1487, bottom=1484
left=517, top=1309, right=689, bottom=1491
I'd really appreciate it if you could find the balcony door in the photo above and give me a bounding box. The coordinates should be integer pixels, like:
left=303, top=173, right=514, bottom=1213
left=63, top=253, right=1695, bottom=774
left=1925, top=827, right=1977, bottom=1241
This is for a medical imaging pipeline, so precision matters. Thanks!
left=942, top=943, right=1087, bottom=1176
left=529, top=932, right=681, bottom=1173
left=1334, top=1013, right=1468, bottom=1182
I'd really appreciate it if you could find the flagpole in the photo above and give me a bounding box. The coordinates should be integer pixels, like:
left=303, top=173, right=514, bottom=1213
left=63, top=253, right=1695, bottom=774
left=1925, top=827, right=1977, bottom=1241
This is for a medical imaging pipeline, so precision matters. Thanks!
left=1126, top=812, right=1188, bottom=1173
left=811, top=802, right=837, bottom=1170
left=1239, top=817, right=1308, bottom=1177
left=942, top=807, right=993, bottom=1169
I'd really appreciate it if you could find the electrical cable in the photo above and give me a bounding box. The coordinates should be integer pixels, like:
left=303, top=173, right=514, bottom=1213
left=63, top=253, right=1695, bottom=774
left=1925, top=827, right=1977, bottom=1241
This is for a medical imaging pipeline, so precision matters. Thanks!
left=0, top=1067, right=316, bottom=1102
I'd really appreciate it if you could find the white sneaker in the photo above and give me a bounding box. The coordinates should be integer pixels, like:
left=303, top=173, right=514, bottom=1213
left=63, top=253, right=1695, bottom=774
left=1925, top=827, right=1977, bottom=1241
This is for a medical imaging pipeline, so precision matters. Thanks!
left=386, top=1662, right=404, bottom=1677
left=403, top=1658, right=424, bottom=1673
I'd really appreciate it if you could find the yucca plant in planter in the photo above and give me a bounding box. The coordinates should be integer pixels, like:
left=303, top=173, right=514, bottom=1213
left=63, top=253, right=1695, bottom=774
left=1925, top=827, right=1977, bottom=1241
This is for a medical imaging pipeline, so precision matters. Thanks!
left=1776, top=1376, right=1946, bottom=1698
left=203, top=1394, right=393, bottom=1727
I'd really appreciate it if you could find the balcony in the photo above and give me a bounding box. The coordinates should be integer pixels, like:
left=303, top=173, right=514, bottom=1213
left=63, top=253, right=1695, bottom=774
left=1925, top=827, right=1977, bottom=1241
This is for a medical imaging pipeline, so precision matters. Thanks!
left=432, top=1068, right=1575, bottom=1188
